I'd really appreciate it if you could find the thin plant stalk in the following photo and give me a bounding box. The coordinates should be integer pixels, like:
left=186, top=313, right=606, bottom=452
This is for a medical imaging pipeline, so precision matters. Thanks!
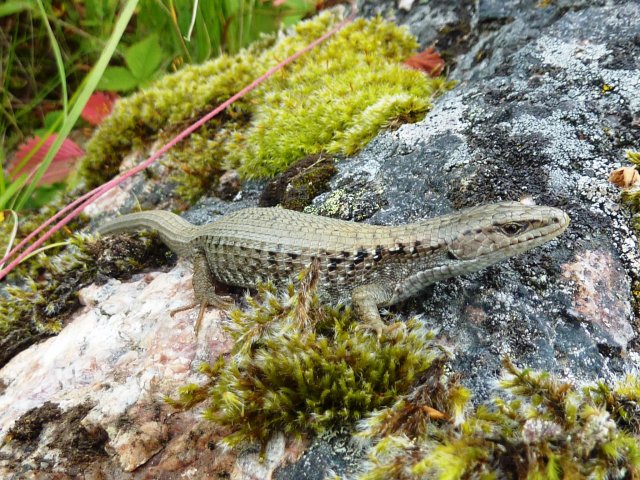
left=0, top=210, right=19, bottom=270
left=35, top=0, right=68, bottom=119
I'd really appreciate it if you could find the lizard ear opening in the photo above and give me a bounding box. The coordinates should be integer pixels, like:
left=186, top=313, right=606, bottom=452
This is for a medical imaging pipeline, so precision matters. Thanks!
left=447, top=250, right=460, bottom=260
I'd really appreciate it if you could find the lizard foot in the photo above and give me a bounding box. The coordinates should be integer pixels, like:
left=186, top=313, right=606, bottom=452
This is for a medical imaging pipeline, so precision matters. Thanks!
left=170, top=302, right=199, bottom=317
left=356, top=319, right=404, bottom=339
left=193, top=296, right=234, bottom=335
left=206, top=294, right=235, bottom=310
left=170, top=294, right=235, bottom=336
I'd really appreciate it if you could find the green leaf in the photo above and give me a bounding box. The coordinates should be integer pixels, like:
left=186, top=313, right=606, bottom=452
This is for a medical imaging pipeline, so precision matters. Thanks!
left=282, top=14, right=304, bottom=27
left=124, top=34, right=164, bottom=81
left=34, top=110, right=64, bottom=137
left=43, top=110, right=63, bottom=130
left=98, top=66, right=139, bottom=92
left=137, top=68, right=165, bottom=89
left=0, top=1, right=33, bottom=17
left=193, top=8, right=213, bottom=63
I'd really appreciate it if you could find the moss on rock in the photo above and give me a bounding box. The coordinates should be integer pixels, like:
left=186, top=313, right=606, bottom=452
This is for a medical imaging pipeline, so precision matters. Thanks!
left=79, top=10, right=454, bottom=200
left=258, top=153, right=337, bottom=210
left=167, top=264, right=445, bottom=448
left=359, top=358, right=640, bottom=480
left=0, top=229, right=172, bottom=368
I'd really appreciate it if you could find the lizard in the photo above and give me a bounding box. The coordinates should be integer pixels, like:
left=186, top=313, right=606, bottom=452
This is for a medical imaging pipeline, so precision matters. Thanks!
left=97, top=201, right=569, bottom=334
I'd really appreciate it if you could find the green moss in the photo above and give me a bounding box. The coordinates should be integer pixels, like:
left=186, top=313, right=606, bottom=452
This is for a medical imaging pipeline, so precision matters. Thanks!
left=79, top=10, right=454, bottom=200
left=620, top=150, right=640, bottom=200
left=80, top=49, right=262, bottom=190
left=230, top=17, right=455, bottom=178
left=164, top=121, right=240, bottom=204
left=0, top=232, right=92, bottom=367
left=258, top=153, right=337, bottom=210
left=620, top=150, right=640, bottom=323
left=626, top=150, right=640, bottom=166
left=618, top=149, right=640, bottom=240
left=167, top=264, right=444, bottom=448
left=359, top=358, right=640, bottom=480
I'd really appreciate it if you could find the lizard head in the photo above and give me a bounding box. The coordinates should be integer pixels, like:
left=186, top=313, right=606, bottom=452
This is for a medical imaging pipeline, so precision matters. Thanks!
left=444, top=201, right=569, bottom=267
left=388, top=201, right=569, bottom=304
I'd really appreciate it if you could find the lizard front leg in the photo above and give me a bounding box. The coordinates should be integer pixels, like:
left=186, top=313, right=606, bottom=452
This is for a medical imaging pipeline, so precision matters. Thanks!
left=171, top=252, right=234, bottom=334
left=352, top=283, right=397, bottom=338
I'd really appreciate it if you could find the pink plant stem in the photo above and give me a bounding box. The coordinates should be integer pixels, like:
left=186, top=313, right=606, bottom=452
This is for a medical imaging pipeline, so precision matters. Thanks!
left=0, top=8, right=356, bottom=281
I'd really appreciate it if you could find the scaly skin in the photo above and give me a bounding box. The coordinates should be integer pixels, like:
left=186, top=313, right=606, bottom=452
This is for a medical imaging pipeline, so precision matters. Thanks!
left=98, top=202, right=569, bottom=332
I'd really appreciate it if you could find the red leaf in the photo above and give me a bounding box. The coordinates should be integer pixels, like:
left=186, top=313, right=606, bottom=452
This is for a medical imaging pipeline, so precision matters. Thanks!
left=9, top=135, right=85, bottom=186
left=404, top=47, right=445, bottom=77
left=81, top=91, right=119, bottom=126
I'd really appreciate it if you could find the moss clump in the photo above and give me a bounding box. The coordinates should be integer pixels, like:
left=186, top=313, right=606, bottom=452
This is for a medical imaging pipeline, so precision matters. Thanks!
left=167, top=264, right=444, bottom=448
left=0, top=204, right=88, bottom=347
left=359, top=358, right=640, bottom=480
left=162, top=119, right=240, bottom=204
left=80, top=10, right=454, bottom=200
left=0, top=233, right=93, bottom=367
left=258, top=153, right=337, bottom=210
left=619, top=149, right=640, bottom=209
left=80, top=46, right=261, bottom=190
left=228, top=16, right=454, bottom=178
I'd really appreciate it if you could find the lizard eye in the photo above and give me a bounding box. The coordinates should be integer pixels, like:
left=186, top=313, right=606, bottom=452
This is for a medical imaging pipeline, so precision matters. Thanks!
left=500, top=222, right=527, bottom=236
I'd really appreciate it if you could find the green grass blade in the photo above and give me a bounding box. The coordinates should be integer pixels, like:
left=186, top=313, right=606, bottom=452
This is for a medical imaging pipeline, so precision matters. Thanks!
left=14, top=0, right=140, bottom=211
left=0, top=144, right=6, bottom=196
left=0, top=210, right=19, bottom=269
left=35, top=0, right=68, bottom=119
left=0, top=173, right=28, bottom=210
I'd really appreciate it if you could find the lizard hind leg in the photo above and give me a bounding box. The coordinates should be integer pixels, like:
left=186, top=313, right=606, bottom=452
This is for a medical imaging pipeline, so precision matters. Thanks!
left=352, top=283, right=402, bottom=339
left=170, top=253, right=234, bottom=335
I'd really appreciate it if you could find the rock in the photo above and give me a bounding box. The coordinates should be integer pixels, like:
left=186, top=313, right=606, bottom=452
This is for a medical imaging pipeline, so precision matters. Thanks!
left=309, top=0, right=640, bottom=400
left=0, top=265, right=237, bottom=478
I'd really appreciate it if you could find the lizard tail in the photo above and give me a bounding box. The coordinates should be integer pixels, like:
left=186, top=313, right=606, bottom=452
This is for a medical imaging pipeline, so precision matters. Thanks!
left=97, top=211, right=198, bottom=258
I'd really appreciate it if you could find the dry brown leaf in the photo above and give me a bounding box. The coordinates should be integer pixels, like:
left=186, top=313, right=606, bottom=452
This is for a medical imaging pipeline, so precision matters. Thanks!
left=609, top=166, right=639, bottom=188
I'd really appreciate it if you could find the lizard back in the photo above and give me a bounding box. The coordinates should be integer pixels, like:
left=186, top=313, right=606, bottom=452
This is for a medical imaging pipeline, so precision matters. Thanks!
left=192, top=208, right=426, bottom=303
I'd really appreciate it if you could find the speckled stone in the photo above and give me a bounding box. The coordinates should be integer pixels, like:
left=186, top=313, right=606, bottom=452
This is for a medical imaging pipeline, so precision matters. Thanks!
left=309, top=0, right=640, bottom=404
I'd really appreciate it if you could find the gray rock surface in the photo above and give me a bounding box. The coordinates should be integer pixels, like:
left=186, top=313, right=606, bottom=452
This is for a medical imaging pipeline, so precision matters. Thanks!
left=309, top=0, right=640, bottom=403
left=274, top=0, right=640, bottom=476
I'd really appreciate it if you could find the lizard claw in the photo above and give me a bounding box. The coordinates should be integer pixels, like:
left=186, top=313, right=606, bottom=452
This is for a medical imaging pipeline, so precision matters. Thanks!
left=210, top=295, right=234, bottom=310
left=170, top=302, right=198, bottom=317
left=356, top=320, right=405, bottom=339
left=355, top=319, right=385, bottom=339
left=169, top=295, right=235, bottom=337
